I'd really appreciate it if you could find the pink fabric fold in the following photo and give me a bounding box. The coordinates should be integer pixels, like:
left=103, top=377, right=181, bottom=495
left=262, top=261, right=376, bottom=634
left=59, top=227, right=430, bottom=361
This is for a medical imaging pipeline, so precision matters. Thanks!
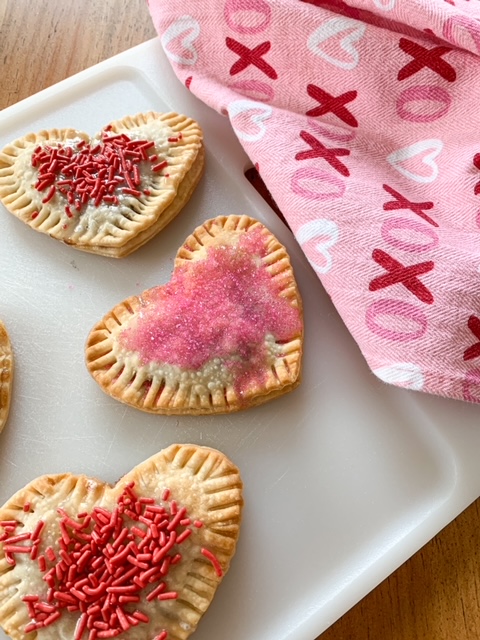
left=148, top=0, right=480, bottom=404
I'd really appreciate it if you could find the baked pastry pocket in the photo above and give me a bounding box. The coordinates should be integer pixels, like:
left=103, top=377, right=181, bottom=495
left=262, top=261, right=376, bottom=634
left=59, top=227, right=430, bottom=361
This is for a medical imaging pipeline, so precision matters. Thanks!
left=0, top=111, right=204, bottom=258
left=86, top=214, right=303, bottom=415
left=0, top=443, right=243, bottom=640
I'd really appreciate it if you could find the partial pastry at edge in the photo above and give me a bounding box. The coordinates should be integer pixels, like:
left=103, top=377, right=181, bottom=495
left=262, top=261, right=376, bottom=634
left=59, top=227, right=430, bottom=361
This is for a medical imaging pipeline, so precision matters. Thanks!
left=86, top=214, right=304, bottom=415
left=0, top=320, right=12, bottom=433
left=0, top=111, right=204, bottom=258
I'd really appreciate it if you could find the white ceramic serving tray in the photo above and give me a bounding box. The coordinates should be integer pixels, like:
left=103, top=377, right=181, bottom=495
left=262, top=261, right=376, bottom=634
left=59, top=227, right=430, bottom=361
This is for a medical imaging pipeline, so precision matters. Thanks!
left=1, top=37, right=480, bottom=640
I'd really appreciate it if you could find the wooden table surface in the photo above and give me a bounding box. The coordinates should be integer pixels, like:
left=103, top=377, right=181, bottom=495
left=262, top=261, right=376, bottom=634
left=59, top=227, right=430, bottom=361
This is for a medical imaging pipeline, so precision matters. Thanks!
left=1, top=1, right=480, bottom=638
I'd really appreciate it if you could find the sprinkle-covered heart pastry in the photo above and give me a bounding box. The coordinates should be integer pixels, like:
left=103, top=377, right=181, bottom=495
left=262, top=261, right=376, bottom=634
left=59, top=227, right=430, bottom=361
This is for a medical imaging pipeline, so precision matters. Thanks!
left=0, top=443, right=243, bottom=640
left=86, top=215, right=303, bottom=415
left=0, top=320, right=13, bottom=433
left=0, top=112, right=204, bottom=258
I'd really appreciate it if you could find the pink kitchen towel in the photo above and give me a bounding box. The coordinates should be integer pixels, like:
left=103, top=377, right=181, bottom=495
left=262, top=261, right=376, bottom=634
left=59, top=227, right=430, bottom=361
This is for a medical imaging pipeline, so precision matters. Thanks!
left=148, top=0, right=480, bottom=404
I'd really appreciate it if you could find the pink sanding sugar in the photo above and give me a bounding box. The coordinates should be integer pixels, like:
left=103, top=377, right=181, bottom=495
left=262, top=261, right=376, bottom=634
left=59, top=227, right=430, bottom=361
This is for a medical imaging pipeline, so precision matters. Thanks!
left=120, top=230, right=301, bottom=385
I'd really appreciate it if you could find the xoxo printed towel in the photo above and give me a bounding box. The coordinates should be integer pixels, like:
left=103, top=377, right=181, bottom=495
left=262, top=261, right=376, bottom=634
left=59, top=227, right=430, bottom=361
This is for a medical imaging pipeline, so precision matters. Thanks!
left=148, top=0, right=480, bottom=404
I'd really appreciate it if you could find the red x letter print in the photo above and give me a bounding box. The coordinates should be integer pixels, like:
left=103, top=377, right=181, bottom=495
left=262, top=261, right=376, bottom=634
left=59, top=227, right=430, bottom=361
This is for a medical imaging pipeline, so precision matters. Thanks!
left=398, top=38, right=456, bottom=82
left=295, top=131, right=350, bottom=176
left=226, top=38, right=278, bottom=79
left=369, top=249, right=434, bottom=304
left=383, top=184, right=438, bottom=227
left=463, top=316, right=480, bottom=361
left=306, top=84, right=358, bottom=127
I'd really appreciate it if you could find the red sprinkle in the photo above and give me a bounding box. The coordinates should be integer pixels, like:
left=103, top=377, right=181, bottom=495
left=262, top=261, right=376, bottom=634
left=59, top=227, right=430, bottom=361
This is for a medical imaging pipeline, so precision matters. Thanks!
left=0, top=485, right=213, bottom=640
left=3, top=544, right=31, bottom=553
left=74, top=613, right=88, bottom=640
left=122, top=187, right=142, bottom=197
left=45, top=546, right=56, bottom=562
left=4, top=533, right=31, bottom=544
left=157, top=592, right=178, bottom=601
left=31, top=519, right=46, bottom=542
left=201, top=548, right=224, bottom=577
left=42, top=184, right=56, bottom=204
left=146, top=581, right=166, bottom=602
left=31, top=131, right=164, bottom=218
left=152, top=161, right=168, bottom=173
left=175, top=529, right=192, bottom=544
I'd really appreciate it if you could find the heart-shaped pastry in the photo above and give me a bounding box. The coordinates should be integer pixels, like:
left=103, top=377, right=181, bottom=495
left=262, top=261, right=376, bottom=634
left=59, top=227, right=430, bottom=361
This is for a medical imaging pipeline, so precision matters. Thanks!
left=86, top=215, right=303, bottom=415
left=0, top=443, right=243, bottom=640
left=0, top=320, right=13, bottom=433
left=0, top=112, right=204, bottom=258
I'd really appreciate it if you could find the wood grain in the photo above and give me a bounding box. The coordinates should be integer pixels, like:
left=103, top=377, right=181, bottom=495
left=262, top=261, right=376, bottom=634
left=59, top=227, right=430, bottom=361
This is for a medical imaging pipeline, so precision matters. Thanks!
left=0, top=0, right=157, bottom=110
left=1, top=0, right=480, bottom=638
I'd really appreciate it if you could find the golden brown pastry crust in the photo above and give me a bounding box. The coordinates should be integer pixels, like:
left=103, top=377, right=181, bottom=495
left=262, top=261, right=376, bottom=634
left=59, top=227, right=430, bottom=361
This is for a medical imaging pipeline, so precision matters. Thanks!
left=0, top=444, right=243, bottom=640
left=0, top=112, right=204, bottom=258
left=0, top=320, right=12, bottom=433
left=85, top=215, right=303, bottom=415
